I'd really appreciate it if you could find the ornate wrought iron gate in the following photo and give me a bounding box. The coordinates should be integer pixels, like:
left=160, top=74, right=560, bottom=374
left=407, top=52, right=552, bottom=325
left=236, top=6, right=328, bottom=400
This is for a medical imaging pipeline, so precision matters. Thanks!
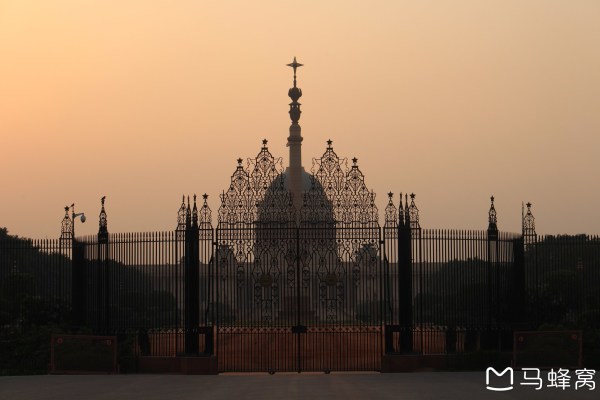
left=213, top=140, right=383, bottom=372
left=216, top=223, right=382, bottom=371
left=215, top=225, right=382, bottom=372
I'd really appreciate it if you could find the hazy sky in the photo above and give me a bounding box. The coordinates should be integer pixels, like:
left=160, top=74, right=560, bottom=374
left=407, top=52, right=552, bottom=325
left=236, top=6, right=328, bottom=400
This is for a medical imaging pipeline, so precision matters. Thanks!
left=1, top=0, right=599, bottom=238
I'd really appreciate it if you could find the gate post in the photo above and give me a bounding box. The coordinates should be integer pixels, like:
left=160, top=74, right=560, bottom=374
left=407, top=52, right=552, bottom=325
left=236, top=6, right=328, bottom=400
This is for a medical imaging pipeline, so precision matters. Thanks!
left=184, top=196, right=200, bottom=355
left=72, top=239, right=86, bottom=328
left=97, top=196, right=110, bottom=335
left=484, top=196, right=499, bottom=350
left=398, top=194, right=413, bottom=353
left=512, top=236, right=525, bottom=329
left=199, top=194, right=215, bottom=356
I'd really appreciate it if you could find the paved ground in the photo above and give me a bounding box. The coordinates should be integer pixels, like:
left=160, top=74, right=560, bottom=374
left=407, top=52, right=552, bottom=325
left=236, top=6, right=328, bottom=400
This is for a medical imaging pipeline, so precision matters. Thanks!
left=0, top=372, right=596, bottom=400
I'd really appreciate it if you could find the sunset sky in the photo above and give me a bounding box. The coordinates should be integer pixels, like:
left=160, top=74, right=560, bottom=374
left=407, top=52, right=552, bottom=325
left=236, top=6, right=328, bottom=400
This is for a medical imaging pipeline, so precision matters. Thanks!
left=1, top=0, right=599, bottom=238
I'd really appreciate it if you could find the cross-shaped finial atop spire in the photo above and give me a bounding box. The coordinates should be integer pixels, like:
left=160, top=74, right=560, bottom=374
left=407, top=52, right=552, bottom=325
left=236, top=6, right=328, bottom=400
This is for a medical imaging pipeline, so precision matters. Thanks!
left=287, top=57, right=303, bottom=74
left=287, top=57, right=303, bottom=87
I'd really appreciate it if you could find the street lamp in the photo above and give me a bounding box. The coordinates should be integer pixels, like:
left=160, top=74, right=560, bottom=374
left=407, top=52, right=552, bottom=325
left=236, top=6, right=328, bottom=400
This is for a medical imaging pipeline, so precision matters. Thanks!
left=67, top=203, right=86, bottom=328
left=70, top=203, right=86, bottom=239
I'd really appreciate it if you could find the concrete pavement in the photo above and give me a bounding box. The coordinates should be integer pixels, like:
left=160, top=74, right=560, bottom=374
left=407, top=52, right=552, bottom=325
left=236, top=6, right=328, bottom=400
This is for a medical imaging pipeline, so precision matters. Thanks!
left=0, top=372, right=596, bottom=400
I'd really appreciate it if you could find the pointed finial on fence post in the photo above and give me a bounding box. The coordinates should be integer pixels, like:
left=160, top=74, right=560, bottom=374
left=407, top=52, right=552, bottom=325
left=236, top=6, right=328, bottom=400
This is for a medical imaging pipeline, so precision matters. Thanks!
left=192, top=194, right=199, bottom=227
left=385, top=192, right=398, bottom=227
left=200, top=193, right=213, bottom=228
left=185, top=195, right=192, bottom=229
left=177, top=195, right=187, bottom=232
left=488, top=195, right=498, bottom=239
left=60, top=205, right=73, bottom=239
left=523, top=201, right=536, bottom=241
left=98, top=196, right=108, bottom=242
left=408, top=193, right=420, bottom=229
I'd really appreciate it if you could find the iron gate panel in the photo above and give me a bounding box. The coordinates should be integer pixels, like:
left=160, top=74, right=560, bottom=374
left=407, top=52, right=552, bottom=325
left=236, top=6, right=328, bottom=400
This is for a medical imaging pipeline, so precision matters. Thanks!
left=216, top=225, right=382, bottom=372
left=211, top=140, right=387, bottom=371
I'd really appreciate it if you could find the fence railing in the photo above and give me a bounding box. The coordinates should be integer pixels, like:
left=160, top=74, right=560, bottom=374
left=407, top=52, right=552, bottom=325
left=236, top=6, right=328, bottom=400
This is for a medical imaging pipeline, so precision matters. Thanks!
left=1, top=227, right=599, bottom=371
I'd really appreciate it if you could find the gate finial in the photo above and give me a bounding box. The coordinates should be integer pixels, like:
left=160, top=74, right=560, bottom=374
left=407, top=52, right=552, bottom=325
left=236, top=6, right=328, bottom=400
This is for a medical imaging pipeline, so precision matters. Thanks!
left=488, top=195, right=498, bottom=238
left=60, top=205, right=73, bottom=239
left=523, top=201, right=536, bottom=239
left=192, top=194, right=199, bottom=227
left=98, top=196, right=108, bottom=242
left=385, top=192, right=398, bottom=227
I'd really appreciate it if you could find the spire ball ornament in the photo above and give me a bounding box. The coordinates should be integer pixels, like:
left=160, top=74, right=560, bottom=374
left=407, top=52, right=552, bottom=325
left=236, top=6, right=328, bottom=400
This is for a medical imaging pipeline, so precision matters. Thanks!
left=287, top=57, right=303, bottom=122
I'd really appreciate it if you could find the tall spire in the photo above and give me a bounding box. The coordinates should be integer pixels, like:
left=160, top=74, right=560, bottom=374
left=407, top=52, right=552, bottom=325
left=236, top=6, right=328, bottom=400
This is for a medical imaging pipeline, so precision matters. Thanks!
left=286, top=57, right=304, bottom=209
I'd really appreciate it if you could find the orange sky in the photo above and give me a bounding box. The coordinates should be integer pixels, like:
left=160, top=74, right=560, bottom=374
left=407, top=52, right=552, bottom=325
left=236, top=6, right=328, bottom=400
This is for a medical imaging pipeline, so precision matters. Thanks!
left=1, top=0, right=599, bottom=238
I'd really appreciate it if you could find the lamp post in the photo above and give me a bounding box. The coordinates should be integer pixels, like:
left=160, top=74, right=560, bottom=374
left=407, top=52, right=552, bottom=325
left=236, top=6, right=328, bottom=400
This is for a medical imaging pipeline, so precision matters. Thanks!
left=68, top=203, right=86, bottom=329
left=70, top=203, right=86, bottom=239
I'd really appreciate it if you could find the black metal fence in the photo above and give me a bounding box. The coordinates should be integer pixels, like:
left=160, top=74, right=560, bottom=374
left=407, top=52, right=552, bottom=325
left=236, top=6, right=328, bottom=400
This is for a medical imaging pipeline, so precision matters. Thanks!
left=2, top=220, right=599, bottom=373
left=2, top=144, right=599, bottom=373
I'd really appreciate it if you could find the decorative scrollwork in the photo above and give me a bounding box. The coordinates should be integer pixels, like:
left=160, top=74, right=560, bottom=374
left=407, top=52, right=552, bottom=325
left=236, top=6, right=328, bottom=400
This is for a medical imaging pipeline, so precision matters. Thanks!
left=312, top=140, right=347, bottom=197
left=218, top=140, right=294, bottom=226
left=384, top=192, right=398, bottom=227
left=199, top=194, right=212, bottom=229
left=523, top=202, right=536, bottom=239
left=252, top=248, right=281, bottom=322
left=314, top=246, right=345, bottom=322
left=217, top=139, right=380, bottom=227
left=300, top=180, right=335, bottom=224
left=60, top=206, right=72, bottom=240
left=98, top=196, right=108, bottom=242
left=214, top=139, right=383, bottom=324
left=176, top=195, right=186, bottom=232
left=408, top=193, right=420, bottom=229
left=488, top=195, right=498, bottom=233
left=219, top=159, right=252, bottom=225
left=248, top=139, right=283, bottom=197
left=304, top=140, right=378, bottom=225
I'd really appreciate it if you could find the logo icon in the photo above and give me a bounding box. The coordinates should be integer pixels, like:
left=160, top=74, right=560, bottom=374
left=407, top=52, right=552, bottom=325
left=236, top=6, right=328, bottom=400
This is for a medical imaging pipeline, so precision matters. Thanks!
left=486, top=367, right=514, bottom=391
